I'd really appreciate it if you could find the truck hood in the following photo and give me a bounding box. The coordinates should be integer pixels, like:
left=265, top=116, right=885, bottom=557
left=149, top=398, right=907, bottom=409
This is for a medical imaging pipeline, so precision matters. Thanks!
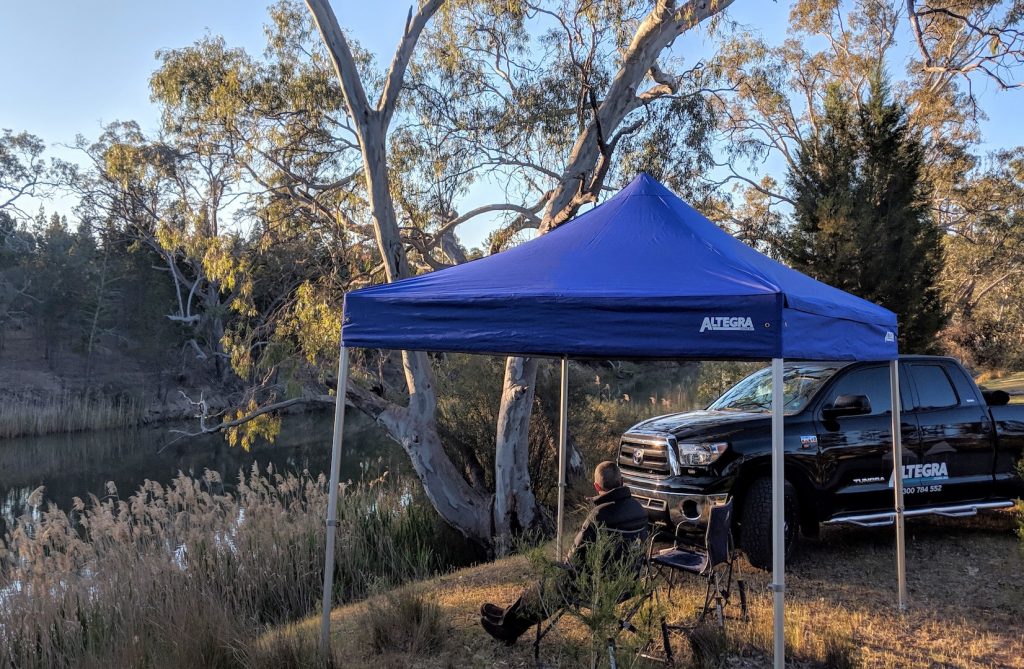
left=628, top=409, right=767, bottom=440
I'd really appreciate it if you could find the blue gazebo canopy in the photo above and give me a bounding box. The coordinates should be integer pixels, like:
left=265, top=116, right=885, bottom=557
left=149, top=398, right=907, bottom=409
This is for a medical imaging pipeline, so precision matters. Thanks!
left=342, top=173, right=897, bottom=361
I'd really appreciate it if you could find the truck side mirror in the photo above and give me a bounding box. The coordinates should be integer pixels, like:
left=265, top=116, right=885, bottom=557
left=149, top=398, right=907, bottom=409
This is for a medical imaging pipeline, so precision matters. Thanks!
left=823, top=394, right=872, bottom=420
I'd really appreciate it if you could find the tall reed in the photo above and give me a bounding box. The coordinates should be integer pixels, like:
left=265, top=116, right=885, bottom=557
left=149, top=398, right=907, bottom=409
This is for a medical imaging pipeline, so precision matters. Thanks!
left=0, top=465, right=450, bottom=669
left=0, top=390, right=141, bottom=439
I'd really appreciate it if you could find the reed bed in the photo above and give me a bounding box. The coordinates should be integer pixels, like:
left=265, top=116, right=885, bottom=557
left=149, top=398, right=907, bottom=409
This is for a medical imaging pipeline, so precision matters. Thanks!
left=0, top=391, right=141, bottom=438
left=0, top=465, right=450, bottom=669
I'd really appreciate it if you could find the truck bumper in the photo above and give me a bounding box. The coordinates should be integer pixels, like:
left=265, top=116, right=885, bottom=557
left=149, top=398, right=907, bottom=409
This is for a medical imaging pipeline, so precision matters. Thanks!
left=623, top=476, right=730, bottom=528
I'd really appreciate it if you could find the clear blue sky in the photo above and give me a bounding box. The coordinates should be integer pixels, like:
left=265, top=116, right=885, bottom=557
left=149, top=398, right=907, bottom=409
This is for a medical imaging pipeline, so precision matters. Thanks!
left=2, top=1, right=1019, bottom=247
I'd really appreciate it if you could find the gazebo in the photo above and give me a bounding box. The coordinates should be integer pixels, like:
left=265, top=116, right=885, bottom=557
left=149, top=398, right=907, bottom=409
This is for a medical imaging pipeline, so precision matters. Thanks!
left=324, top=174, right=907, bottom=668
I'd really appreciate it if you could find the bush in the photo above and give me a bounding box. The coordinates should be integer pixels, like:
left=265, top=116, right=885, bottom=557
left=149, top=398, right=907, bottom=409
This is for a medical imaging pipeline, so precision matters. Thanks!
left=530, top=529, right=655, bottom=668
left=0, top=465, right=451, bottom=668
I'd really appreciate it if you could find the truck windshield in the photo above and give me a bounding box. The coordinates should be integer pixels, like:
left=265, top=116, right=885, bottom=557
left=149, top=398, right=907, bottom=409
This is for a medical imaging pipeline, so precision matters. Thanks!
left=708, top=363, right=844, bottom=414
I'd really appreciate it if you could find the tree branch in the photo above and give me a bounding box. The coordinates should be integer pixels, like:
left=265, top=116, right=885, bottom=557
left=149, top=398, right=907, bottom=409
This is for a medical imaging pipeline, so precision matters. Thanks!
left=379, top=1, right=447, bottom=127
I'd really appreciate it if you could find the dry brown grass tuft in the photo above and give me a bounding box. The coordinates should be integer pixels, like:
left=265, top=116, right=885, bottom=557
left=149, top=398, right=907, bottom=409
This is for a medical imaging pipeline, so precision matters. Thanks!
left=299, top=510, right=1023, bottom=668
left=360, top=588, right=450, bottom=656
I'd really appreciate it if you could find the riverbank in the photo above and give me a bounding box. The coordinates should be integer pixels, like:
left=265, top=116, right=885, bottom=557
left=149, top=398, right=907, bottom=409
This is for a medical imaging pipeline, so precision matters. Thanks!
left=278, top=511, right=1023, bottom=668
left=0, top=324, right=242, bottom=438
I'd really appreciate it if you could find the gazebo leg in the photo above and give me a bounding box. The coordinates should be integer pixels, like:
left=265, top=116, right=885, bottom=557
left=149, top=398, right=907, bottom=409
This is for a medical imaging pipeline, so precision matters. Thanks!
left=890, top=359, right=908, bottom=610
left=770, top=357, right=785, bottom=669
left=320, top=346, right=350, bottom=651
left=556, top=356, right=568, bottom=559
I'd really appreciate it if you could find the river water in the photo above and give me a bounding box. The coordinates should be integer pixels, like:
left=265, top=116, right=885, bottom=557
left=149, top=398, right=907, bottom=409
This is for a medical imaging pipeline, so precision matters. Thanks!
left=0, top=410, right=405, bottom=535
left=0, top=362, right=716, bottom=537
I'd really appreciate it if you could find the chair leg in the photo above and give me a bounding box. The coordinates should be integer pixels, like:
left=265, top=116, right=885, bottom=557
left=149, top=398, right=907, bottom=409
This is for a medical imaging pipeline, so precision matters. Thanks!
left=698, top=573, right=715, bottom=623
left=660, top=617, right=675, bottom=666
left=607, top=637, right=617, bottom=669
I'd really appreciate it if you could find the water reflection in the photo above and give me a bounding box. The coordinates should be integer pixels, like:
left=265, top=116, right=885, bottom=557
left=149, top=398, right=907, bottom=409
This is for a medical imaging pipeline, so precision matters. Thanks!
left=0, top=409, right=405, bottom=535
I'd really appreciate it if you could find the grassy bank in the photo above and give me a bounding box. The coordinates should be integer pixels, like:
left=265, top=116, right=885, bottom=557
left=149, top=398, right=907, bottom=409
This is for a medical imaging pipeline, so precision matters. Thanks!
left=0, top=390, right=142, bottom=438
left=276, top=511, right=1023, bottom=668
left=0, top=466, right=459, bottom=669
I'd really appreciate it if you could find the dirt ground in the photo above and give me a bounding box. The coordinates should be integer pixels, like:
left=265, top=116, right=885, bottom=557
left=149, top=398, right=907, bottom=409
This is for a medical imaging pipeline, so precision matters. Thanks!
left=282, top=510, right=1023, bottom=668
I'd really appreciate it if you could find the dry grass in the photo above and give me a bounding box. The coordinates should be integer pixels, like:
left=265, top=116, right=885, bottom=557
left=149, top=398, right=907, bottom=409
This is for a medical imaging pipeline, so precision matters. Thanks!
left=976, top=371, right=1024, bottom=402
left=0, top=390, right=141, bottom=438
left=360, top=589, right=450, bottom=656
left=288, top=510, right=1023, bottom=668
left=0, top=466, right=451, bottom=669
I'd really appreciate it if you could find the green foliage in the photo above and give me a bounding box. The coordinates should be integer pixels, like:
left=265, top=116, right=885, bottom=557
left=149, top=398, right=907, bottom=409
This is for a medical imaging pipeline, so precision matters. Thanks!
left=432, top=354, right=609, bottom=506
left=786, top=74, right=945, bottom=352
left=940, top=148, right=1024, bottom=370
left=532, top=527, right=654, bottom=667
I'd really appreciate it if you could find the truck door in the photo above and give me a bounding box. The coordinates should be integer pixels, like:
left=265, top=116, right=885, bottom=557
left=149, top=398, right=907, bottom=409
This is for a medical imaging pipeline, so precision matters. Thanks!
left=904, top=361, right=994, bottom=506
left=815, top=364, right=917, bottom=515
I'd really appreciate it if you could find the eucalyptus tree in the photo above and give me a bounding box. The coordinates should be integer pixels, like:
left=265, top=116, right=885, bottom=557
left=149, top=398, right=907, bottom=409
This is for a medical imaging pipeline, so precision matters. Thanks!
left=940, top=148, right=1024, bottom=368
left=398, top=0, right=729, bottom=546
left=0, top=131, right=61, bottom=347
left=304, top=0, right=735, bottom=544
left=0, top=130, right=57, bottom=221
left=75, top=120, right=248, bottom=377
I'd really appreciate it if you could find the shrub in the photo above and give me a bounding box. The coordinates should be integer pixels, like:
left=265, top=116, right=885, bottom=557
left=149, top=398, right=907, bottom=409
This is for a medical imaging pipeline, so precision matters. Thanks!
left=530, top=528, right=655, bottom=668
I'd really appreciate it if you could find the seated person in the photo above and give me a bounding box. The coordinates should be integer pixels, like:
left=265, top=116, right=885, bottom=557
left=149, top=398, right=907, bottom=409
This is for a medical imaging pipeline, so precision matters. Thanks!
left=479, top=461, right=649, bottom=644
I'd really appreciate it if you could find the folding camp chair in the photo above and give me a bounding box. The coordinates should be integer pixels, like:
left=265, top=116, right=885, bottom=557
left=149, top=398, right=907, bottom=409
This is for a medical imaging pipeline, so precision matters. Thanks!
left=650, top=499, right=747, bottom=629
left=533, top=527, right=655, bottom=667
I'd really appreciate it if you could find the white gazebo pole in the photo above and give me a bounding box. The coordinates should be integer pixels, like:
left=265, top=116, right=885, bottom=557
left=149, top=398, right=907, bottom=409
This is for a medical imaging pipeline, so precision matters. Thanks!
left=320, top=345, right=350, bottom=651
left=890, top=359, right=908, bottom=610
left=771, top=357, right=785, bottom=669
left=556, top=356, right=569, bottom=558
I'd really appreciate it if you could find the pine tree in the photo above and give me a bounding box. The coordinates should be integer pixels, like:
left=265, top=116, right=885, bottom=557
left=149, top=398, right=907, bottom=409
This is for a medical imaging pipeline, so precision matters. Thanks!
left=786, top=74, right=945, bottom=352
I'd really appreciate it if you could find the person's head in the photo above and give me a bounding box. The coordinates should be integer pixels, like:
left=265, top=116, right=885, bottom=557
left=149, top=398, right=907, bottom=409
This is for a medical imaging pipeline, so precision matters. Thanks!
left=593, top=461, right=623, bottom=494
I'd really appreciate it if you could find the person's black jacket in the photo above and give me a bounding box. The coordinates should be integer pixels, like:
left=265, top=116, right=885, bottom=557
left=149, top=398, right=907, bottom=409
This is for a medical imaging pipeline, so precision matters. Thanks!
left=565, top=485, right=649, bottom=571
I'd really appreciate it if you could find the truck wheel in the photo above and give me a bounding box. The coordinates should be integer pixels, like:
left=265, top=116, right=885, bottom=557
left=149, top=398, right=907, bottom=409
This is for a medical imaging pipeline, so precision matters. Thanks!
left=738, top=477, right=798, bottom=571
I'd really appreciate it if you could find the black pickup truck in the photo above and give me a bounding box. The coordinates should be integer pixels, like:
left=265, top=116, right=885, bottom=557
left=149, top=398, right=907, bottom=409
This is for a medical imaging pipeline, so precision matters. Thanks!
left=617, top=356, right=1024, bottom=569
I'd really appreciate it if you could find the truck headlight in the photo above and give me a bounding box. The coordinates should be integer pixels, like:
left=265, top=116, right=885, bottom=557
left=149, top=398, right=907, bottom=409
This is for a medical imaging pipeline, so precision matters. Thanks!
left=676, top=442, right=728, bottom=466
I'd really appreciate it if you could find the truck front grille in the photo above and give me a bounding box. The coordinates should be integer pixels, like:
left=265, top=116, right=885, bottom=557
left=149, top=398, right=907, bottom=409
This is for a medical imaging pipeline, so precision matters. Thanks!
left=618, top=434, right=676, bottom=477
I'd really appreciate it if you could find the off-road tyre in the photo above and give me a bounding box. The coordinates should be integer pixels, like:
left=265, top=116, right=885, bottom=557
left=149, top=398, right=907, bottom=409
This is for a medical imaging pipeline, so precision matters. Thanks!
left=738, top=477, right=799, bottom=570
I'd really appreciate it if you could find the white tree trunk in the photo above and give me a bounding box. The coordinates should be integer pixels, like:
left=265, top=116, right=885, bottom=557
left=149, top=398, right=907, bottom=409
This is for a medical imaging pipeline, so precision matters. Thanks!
left=492, top=356, right=540, bottom=552
left=307, top=0, right=496, bottom=542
